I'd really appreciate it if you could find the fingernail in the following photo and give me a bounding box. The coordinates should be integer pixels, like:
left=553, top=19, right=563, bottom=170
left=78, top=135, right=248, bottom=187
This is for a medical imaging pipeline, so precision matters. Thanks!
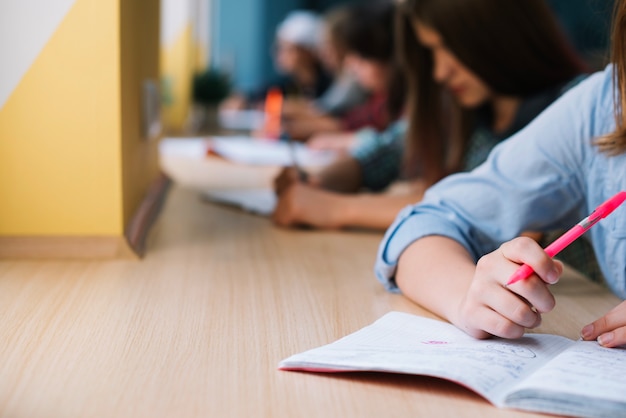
left=581, top=324, right=594, bottom=340
left=547, top=268, right=560, bottom=284
left=598, top=332, right=614, bottom=346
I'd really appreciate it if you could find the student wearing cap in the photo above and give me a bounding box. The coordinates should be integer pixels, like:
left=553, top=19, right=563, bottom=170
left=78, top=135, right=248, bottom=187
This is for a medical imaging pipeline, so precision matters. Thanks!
left=283, top=2, right=405, bottom=140
left=221, top=10, right=331, bottom=111
left=281, top=4, right=371, bottom=125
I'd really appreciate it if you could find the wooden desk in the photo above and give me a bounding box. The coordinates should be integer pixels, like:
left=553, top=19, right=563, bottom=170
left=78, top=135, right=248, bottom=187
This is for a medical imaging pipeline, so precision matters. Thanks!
left=0, top=185, right=620, bottom=417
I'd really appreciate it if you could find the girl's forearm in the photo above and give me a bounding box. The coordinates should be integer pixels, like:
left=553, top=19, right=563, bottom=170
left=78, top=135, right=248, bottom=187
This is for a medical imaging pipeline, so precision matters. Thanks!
left=313, top=157, right=364, bottom=193
left=336, top=193, right=425, bottom=230
left=395, top=236, right=476, bottom=325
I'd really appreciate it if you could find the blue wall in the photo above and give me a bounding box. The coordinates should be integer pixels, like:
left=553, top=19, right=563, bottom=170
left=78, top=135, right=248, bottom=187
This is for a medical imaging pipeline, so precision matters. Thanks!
left=260, top=0, right=302, bottom=90
left=211, top=0, right=264, bottom=92
left=211, top=0, right=346, bottom=94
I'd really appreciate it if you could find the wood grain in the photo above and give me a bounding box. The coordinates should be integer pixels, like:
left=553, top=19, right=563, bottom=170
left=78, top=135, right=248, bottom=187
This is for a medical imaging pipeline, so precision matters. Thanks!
left=0, top=185, right=620, bottom=417
left=0, top=236, right=138, bottom=259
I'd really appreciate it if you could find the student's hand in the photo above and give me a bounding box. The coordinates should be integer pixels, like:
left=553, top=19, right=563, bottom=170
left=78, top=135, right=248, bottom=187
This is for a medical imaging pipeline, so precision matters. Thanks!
left=283, top=116, right=342, bottom=141
left=272, top=183, right=343, bottom=229
left=282, top=99, right=319, bottom=119
left=283, top=119, right=318, bottom=141
left=581, top=302, right=626, bottom=348
left=273, top=167, right=319, bottom=195
left=274, top=167, right=301, bottom=195
left=219, top=94, right=247, bottom=111
left=307, top=132, right=357, bottom=152
left=251, top=128, right=271, bottom=139
left=455, top=237, right=562, bottom=339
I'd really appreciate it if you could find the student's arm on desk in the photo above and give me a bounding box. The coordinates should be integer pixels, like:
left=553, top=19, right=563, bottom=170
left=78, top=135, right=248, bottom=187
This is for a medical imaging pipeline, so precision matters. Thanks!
left=274, top=156, right=364, bottom=195
left=307, top=132, right=358, bottom=152
left=219, top=94, right=247, bottom=111
left=273, top=155, right=428, bottom=229
left=272, top=184, right=426, bottom=230
left=396, top=236, right=561, bottom=340
left=281, top=98, right=317, bottom=118
left=284, top=114, right=343, bottom=141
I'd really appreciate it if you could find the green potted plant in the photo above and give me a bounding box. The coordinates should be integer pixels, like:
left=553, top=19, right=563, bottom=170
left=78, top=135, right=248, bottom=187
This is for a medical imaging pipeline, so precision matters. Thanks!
left=187, top=67, right=231, bottom=133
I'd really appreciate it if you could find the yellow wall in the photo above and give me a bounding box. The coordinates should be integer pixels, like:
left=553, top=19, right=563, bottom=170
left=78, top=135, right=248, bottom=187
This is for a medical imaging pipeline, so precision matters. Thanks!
left=0, top=0, right=160, bottom=238
left=161, top=23, right=194, bottom=132
left=160, top=0, right=211, bottom=133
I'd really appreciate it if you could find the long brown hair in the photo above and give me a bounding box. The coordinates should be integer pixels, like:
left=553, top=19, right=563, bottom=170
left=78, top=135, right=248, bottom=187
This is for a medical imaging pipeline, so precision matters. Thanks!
left=597, top=0, right=626, bottom=154
left=343, top=1, right=406, bottom=120
left=399, top=0, right=588, bottom=183
left=322, top=5, right=352, bottom=68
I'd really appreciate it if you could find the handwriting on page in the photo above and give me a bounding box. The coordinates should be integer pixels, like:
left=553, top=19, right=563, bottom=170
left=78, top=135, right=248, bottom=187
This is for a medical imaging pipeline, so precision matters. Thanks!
left=324, top=341, right=536, bottom=396
left=513, top=341, right=626, bottom=401
left=314, top=317, right=570, bottom=405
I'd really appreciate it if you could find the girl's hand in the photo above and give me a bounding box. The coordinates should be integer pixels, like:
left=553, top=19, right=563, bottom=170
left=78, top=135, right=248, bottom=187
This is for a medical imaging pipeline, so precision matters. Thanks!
left=307, top=132, right=356, bottom=152
left=581, top=301, right=626, bottom=348
left=274, top=167, right=302, bottom=196
left=455, top=237, right=562, bottom=339
left=272, top=183, right=343, bottom=229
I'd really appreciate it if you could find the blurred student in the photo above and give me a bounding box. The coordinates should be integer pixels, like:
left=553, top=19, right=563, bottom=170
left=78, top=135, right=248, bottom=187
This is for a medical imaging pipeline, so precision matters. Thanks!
left=283, top=2, right=405, bottom=140
left=287, top=5, right=369, bottom=119
left=375, top=0, right=626, bottom=348
left=220, top=10, right=331, bottom=111
left=273, top=0, right=587, bottom=231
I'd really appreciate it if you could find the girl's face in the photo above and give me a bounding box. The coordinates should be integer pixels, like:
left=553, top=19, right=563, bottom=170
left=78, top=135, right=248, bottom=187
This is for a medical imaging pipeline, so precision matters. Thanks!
left=274, top=40, right=312, bottom=75
left=345, top=54, right=387, bottom=92
left=414, top=22, right=492, bottom=108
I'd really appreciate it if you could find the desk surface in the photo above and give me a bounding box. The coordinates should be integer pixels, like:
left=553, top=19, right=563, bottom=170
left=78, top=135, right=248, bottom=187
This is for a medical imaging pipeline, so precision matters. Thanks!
left=0, top=184, right=620, bottom=418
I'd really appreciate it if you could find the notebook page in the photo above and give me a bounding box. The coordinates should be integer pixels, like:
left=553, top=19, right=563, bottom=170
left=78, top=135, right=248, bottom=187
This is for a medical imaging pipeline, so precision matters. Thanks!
left=506, top=341, right=626, bottom=416
left=218, top=109, right=265, bottom=131
left=202, top=188, right=276, bottom=216
left=210, top=137, right=337, bottom=167
left=159, top=137, right=209, bottom=159
left=279, top=312, right=574, bottom=406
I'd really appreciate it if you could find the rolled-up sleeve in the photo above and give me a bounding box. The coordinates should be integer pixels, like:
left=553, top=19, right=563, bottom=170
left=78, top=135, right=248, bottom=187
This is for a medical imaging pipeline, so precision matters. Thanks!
left=375, top=201, right=480, bottom=292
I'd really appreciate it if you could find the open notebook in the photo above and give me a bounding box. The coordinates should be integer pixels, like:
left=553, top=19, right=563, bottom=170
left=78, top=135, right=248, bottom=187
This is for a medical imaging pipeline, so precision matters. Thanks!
left=218, top=109, right=265, bottom=131
left=280, top=312, right=626, bottom=418
left=159, top=136, right=337, bottom=167
left=201, top=188, right=276, bottom=216
left=209, top=136, right=336, bottom=167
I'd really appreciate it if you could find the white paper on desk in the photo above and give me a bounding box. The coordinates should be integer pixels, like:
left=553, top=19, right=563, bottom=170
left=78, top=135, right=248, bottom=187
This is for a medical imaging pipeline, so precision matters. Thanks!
left=279, top=312, right=567, bottom=407
left=159, top=137, right=209, bottom=159
left=201, top=188, right=276, bottom=216
left=279, top=311, right=626, bottom=418
left=210, top=136, right=337, bottom=167
left=218, top=109, right=265, bottom=131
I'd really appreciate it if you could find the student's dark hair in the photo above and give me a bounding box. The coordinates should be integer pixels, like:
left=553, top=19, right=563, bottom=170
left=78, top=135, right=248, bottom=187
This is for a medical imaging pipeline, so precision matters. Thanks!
left=343, top=2, right=394, bottom=62
left=323, top=5, right=353, bottom=62
left=398, top=0, right=589, bottom=183
left=597, top=0, right=626, bottom=155
left=342, top=1, right=406, bottom=120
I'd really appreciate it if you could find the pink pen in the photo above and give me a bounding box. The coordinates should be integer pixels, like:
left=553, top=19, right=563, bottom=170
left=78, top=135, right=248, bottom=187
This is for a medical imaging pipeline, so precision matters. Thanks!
left=506, top=191, right=626, bottom=286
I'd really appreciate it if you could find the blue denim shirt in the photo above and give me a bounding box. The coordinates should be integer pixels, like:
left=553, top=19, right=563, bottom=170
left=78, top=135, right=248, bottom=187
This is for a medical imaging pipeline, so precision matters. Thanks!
left=350, top=120, right=407, bottom=191
left=375, top=65, right=626, bottom=300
